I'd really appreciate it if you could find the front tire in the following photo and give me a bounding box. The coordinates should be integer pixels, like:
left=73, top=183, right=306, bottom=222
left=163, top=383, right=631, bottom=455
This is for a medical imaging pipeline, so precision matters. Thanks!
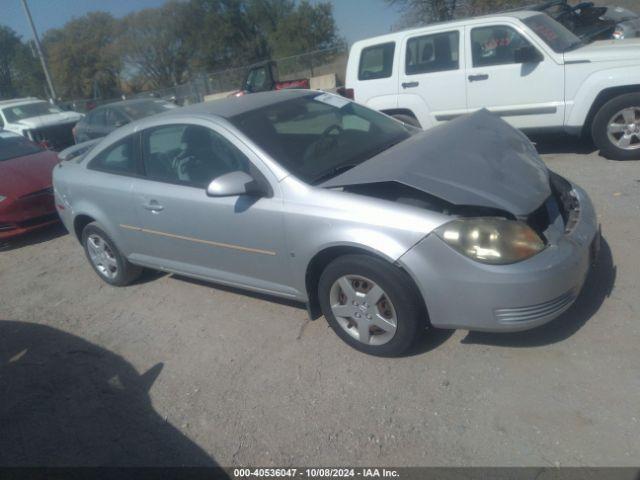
left=318, top=254, right=426, bottom=356
left=81, top=222, right=142, bottom=286
left=592, top=93, right=640, bottom=160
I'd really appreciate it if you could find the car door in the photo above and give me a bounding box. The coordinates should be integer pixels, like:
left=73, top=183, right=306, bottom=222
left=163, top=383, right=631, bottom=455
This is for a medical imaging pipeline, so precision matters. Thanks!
left=127, top=121, right=296, bottom=297
left=465, top=22, right=565, bottom=129
left=84, top=133, right=142, bottom=255
left=86, top=108, right=110, bottom=139
left=398, top=28, right=467, bottom=126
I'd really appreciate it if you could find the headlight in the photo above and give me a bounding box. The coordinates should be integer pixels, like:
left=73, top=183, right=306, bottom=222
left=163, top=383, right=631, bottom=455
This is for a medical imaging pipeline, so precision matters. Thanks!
left=434, top=217, right=545, bottom=265
left=0, top=195, right=6, bottom=203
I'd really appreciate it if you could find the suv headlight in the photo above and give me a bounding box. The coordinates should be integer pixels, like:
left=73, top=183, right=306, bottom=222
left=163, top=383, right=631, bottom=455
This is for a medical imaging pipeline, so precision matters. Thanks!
left=434, top=217, right=545, bottom=265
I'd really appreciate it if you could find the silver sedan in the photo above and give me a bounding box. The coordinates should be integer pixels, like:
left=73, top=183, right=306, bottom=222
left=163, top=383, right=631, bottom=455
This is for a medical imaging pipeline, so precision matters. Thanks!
left=53, top=90, right=600, bottom=356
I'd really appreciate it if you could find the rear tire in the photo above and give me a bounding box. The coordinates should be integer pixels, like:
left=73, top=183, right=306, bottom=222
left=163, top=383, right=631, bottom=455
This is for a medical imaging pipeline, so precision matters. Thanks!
left=591, top=93, right=640, bottom=160
left=318, top=254, right=426, bottom=357
left=81, top=222, right=142, bottom=286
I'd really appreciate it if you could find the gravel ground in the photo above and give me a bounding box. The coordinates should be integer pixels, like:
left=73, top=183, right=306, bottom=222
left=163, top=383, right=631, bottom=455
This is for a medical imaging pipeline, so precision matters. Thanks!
left=0, top=136, right=639, bottom=467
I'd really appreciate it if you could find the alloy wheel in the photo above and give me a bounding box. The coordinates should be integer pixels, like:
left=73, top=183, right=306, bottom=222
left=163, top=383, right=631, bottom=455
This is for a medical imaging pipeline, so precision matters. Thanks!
left=329, top=275, right=398, bottom=346
left=607, top=107, right=640, bottom=151
left=86, top=234, right=118, bottom=280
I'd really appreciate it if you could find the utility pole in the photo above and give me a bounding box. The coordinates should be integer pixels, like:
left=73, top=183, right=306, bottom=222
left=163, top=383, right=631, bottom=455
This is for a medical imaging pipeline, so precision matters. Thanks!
left=20, top=0, right=57, bottom=101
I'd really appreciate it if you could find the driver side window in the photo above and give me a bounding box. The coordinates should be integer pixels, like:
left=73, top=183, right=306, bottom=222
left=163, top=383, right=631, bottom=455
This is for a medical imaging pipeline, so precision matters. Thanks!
left=471, top=25, right=533, bottom=67
left=142, top=124, right=250, bottom=188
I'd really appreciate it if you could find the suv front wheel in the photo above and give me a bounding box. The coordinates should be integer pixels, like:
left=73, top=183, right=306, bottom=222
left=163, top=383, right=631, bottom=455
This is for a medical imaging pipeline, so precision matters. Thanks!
left=592, top=93, right=640, bottom=160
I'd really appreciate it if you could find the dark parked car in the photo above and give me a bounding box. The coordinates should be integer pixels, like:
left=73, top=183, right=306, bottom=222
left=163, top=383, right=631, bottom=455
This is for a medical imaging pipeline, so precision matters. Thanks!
left=530, top=0, right=640, bottom=41
left=73, top=99, right=177, bottom=143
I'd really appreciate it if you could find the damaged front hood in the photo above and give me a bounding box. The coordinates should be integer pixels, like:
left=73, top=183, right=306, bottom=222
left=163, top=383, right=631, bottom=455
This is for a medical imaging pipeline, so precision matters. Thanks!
left=16, top=111, right=83, bottom=129
left=322, top=110, right=550, bottom=217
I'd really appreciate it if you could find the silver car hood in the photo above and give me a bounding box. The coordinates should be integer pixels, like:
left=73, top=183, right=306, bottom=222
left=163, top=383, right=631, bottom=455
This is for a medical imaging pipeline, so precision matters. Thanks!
left=322, top=110, right=551, bottom=217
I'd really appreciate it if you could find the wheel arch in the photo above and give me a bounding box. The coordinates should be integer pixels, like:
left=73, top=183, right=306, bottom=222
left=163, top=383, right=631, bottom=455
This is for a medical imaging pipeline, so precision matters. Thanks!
left=582, top=84, right=640, bottom=137
left=73, top=214, right=96, bottom=242
left=304, top=245, right=428, bottom=321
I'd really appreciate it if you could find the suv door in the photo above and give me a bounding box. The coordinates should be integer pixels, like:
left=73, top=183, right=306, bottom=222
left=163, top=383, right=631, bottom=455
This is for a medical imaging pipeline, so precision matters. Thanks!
left=399, top=28, right=467, bottom=125
left=465, top=23, right=565, bottom=129
left=128, top=121, right=295, bottom=297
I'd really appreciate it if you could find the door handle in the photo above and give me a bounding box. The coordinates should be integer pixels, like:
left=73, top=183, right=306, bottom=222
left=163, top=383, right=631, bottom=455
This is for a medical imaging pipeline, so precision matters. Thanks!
left=143, top=201, right=164, bottom=212
left=468, top=74, right=489, bottom=82
left=401, top=81, right=419, bottom=89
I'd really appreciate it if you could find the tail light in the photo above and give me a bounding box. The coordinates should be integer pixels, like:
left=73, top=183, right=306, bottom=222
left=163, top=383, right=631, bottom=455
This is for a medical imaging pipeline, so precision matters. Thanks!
left=337, top=87, right=354, bottom=100
left=38, top=140, right=52, bottom=150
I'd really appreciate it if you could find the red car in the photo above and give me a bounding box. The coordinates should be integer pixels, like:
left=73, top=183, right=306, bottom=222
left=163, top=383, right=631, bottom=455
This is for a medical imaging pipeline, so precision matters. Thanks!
left=0, top=131, right=60, bottom=243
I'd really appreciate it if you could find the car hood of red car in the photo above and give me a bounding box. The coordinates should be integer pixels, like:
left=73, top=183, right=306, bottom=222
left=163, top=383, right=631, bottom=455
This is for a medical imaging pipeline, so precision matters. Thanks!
left=0, top=150, right=59, bottom=200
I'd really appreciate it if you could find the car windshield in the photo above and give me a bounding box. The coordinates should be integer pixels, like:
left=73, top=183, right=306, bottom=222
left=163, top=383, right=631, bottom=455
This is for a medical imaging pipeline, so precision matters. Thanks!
left=0, top=131, right=43, bottom=161
left=523, top=13, right=583, bottom=52
left=2, top=101, right=64, bottom=122
left=120, top=100, right=175, bottom=120
left=229, top=93, right=411, bottom=184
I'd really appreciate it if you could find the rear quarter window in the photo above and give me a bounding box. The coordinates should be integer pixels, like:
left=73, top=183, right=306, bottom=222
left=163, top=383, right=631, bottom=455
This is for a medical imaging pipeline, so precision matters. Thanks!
left=358, top=42, right=395, bottom=80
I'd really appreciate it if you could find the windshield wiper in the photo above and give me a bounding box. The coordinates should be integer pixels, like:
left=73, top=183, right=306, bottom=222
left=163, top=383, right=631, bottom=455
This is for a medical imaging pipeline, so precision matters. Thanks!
left=311, top=164, right=358, bottom=185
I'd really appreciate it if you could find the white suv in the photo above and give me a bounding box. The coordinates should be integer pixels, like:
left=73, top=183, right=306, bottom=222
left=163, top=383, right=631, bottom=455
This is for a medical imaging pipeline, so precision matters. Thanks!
left=0, top=98, right=83, bottom=151
left=345, top=11, right=640, bottom=160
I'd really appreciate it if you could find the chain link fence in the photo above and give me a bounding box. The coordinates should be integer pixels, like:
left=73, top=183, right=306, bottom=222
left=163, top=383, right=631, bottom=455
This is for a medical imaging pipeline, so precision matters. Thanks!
left=59, top=46, right=348, bottom=113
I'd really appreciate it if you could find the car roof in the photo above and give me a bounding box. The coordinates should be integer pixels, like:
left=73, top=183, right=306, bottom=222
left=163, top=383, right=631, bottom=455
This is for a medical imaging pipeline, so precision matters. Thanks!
left=92, top=98, right=170, bottom=111
left=0, top=97, right=45, bottom=109
left=164, top=89, right=313, bottom=120
left=351, top=10, right=542, bottom=46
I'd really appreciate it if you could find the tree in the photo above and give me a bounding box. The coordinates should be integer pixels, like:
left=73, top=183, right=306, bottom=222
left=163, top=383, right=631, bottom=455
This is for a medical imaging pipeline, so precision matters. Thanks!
left=0, top=26, right=23, bottom=99
left=387, top=0, right=531, bottom=27
left=0, top=25, right=44, bottom=99
left=269, top=1, right=342, bottom=57
left=42, top=12, right=121, bottom=99
left=117, top=1, right=193, bottom=89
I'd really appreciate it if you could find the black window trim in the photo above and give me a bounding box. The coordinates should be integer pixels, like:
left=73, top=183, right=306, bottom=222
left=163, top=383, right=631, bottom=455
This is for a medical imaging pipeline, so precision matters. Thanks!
left=404, top=30, right=461, bottom=76
left=358, top=41, right=396, bottom=81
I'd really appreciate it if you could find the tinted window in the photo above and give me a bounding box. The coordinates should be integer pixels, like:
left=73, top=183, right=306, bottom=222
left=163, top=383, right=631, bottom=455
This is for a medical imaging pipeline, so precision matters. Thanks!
left=106, top=108, right=128, bottom=127
left=89, top=136, right=137, bottom=174
left=90, top=108, right=107, bottom=126
left=0, top=132, right=43, bottom=162
left=229, top=93, right=411, bottom=184
left=245, top=66, right=270, bottom=92
left=358, top=42, right=395, bottom=80
left=471, top=26, right=535, bottom=67
left=142, top=124, right=249, bottom=187
left=406, top=31, right=459, bottom=75
left=522, top=14, right=582, bottom=52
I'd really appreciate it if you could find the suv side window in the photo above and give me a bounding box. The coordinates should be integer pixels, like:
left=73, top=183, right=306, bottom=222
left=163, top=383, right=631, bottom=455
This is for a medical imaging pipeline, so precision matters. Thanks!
left=142, top=124, right=250, bottom=188
left=471, top=25, right=534, bottom=68
left=358, top=42, right=395, bottom=80
left=88, top=135, right=138, bottom=175
left=406, top=31, right=459, bottom=75
left=106, top=108, right=128, bottom=127
left=90, top=108, right=107, bottom=126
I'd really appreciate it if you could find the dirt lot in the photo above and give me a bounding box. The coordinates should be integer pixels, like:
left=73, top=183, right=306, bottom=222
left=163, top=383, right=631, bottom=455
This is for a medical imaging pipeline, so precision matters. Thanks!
left=1, top=136, right=639, bottom=467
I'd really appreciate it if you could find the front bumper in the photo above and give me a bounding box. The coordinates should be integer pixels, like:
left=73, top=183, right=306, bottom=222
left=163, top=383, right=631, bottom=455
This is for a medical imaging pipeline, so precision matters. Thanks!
left=398, top=184, right=599, bottom=332
left=0, top=190, right=59, bottom=241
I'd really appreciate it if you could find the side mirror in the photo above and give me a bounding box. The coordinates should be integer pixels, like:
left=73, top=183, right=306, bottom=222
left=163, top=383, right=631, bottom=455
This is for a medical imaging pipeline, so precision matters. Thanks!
left=514, top=45, right=543, bottom=64
left=206, top=171, right=263, bottom=197
left=114, top=120, right=129, bottom=128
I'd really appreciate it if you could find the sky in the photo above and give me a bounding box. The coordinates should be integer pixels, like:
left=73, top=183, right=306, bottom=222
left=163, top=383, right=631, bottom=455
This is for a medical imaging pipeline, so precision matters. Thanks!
left=2, top=0, right=402, bottom=46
